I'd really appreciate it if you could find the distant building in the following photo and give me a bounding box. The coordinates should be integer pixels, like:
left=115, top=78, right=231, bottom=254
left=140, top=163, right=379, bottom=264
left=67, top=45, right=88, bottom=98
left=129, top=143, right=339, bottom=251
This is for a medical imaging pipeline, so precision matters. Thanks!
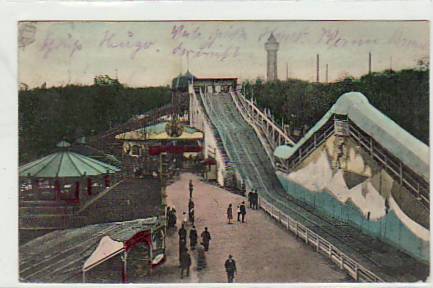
left=265, top=33, right=279, bottom=81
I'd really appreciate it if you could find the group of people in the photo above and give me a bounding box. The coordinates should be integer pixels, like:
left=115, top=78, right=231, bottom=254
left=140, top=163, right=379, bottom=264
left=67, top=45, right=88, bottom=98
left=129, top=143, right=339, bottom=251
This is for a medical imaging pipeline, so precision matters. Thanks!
left=175, top=179, right=242, bottom=283
left=247, top=189, right=259, bottom=210
left=177, top=180, right=214, bottom=279
left=226, top=202, right=247, bottom=224
left=178, top=224, right=212, bottom=278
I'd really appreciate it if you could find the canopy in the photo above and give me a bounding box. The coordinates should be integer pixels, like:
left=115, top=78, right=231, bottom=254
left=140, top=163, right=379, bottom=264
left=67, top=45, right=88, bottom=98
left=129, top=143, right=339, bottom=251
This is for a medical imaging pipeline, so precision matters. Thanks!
left=274, top=92, right=429, bottom=181
left=19, top=151, right=121, bottom=178
left=115, top=122, right=203, bottom=141
left=83, top=236, right=124, bottom=272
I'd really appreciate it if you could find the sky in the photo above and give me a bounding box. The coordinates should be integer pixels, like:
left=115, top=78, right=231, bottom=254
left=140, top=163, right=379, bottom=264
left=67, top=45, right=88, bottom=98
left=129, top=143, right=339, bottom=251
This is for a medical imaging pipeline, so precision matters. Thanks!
left=18, top=21, right=429, bottom=88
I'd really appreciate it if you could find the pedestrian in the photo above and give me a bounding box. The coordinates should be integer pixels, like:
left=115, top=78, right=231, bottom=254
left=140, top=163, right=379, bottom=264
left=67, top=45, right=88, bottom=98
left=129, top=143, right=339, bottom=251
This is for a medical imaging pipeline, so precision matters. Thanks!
left=227, top=203, right=233, bottom=224
left=189, top=225, right=198, bottom=250
left=188, top=199, right=195, bottom=225
left=182, top=212, right=188, bottom=226
left=180, top=249, right=192, bottom=279
left=189, top=179, right=194, bottom=198
left=253, top=190, right=259, bottom=209
left=201, top=227, right=212, bottom=252
left=248, top=190, right=253, bottom=208
left=240, top=201, right=246, bottom=223
left=178, top=224, right=187, bottom=241
left=196, top=242, right=207, bottom=271
left=236, top=205, right=241, bottom=222
left=224, top=254, right=237, bottom=283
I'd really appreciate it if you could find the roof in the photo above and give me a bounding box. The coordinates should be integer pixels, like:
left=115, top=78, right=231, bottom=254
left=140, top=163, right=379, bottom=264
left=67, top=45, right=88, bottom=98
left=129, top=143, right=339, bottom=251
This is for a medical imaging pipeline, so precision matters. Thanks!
left=274, top=92, right=429, bottom=181
left=115, top=121, right=203, bottom=141
left=266, top=32, right=278, bottom=43
left=19, top=150, right=121, bottom=178
left=19, top=218, right=159, bottom=283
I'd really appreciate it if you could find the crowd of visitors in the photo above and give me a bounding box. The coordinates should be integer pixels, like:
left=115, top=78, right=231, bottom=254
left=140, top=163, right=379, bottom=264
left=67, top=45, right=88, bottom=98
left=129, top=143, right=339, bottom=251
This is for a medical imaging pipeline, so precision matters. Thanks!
left=170, top=180, right=259, bottom=282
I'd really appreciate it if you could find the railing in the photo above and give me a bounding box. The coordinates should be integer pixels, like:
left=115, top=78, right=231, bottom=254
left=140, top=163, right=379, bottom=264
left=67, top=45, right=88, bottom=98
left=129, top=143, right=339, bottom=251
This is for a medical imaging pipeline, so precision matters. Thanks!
left=348, top=122, right=429, bottom=207
left=259, top=197, right=384, bottom=282
left=232, top=91, right=295, bottom=148
left=277, top=119, right=335, bottom=173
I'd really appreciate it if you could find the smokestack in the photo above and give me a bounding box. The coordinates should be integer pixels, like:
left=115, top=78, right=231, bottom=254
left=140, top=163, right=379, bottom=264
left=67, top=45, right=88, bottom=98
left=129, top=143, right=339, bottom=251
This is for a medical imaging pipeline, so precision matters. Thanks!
left=326, top=64, right=328, bottom=83
left=286, top=62, right=289, bottom=81
left=316, top=54, right=320, bottom=82
left=369, top=52, right=372, bottom=74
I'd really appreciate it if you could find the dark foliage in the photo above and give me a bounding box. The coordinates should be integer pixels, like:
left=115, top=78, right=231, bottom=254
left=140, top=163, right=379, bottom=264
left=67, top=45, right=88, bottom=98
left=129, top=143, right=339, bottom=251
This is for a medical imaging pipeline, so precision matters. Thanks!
left=242, top=68, right=429, bottom=144
left=19, top=83, right=171, bottom=163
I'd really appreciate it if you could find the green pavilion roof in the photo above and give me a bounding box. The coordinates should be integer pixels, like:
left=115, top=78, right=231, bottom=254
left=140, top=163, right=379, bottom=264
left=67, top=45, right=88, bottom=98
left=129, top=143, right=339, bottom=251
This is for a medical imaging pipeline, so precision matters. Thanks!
left=19, top=151, right=121, bottom=178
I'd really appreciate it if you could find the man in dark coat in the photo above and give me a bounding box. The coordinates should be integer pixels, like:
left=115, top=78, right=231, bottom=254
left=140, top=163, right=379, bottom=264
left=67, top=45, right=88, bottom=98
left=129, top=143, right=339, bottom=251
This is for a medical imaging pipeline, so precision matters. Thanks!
left=253, top=190, right=259, bottom=209
left=188, top=199, right=195, bottom=225
left=180, top=249, right=192, bottom=279
left=201, top=227, right=211, bottom=251
left=178, top=224, right=187, bottom=241
left=240, top=201, right=246, bottom=223
left=189, top=225, right=198, bottom=250
left=248, top=191, right=253, bottom=208
left=227, top=203, right=233, bottom=224
left=189, top=179, right=194, bottom=198
left=224, top=255, right=237, bottom=283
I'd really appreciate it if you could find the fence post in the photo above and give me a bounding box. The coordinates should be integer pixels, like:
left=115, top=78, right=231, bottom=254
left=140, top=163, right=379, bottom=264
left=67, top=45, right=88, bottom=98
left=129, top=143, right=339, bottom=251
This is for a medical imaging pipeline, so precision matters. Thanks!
left=295, top=222, right=299, bottom=237
left=316, top=238, right=319, bottom=252
left=340, top=255, right=344, bottom=270
left=305, top=229, right=308, bottom=244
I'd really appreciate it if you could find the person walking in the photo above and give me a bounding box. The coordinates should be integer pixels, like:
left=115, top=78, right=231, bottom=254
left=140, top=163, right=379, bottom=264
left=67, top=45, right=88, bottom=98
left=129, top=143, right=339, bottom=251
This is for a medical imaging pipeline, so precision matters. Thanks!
left=248, top=191, right=253, bottom=208
left=201, top=227, right=212, bottom=252
left=240, top=201, right=246, bottom=223
left=189, top=179, right=194, bottom=198
left=189, top=225, right=198, bottom=250
left=224, top=255, right=237, bottom=283
left=188, top=199, right=195, bottom=225
left=182, top=212, right=188, bottom=226
left=180, top=249, right=192, bottom=279
left=178, top=224, right=187, bottom=241
left=236, top=205, right=241, bottom=222
left=253, top=190, right=259, bottom=209
left=227, top=204, right=233, bottom=224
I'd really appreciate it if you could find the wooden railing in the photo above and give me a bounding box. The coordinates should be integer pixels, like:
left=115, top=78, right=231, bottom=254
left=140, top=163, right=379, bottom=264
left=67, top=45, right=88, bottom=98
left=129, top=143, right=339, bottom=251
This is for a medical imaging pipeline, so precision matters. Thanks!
left=232, top=91, right=295, bottom=148
left=259, top=197, right=384, bottom=282
left=348, top=122, right=429, bottom=207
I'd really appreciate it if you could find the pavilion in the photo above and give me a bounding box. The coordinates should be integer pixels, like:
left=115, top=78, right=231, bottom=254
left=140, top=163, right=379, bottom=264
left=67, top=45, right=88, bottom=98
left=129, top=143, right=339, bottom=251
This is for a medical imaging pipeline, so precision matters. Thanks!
left=19, top=141, right=121, bottom=204
left=115, top=118, right=203, bottom=175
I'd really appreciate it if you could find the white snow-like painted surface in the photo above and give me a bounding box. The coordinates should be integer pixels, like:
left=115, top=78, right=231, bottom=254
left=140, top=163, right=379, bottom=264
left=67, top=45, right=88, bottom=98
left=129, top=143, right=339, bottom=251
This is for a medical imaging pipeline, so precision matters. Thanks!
left=347, top=147, right=373, bottom=177
left=283, top=147, right=430, bottom=239
left=389, top=196, right=430, bottom=242
left=349, top=181, right=386, bottom=220
left=324, top=169, right=349, bottom=203
left=285, top=151, right=387, bottom=220
left=287, top=152, right=333, bottom=192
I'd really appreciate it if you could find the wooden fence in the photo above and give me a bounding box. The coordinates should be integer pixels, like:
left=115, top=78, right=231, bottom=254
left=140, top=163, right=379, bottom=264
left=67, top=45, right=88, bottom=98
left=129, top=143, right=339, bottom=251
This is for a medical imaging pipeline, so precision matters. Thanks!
left=259, top=197, right=384, bottom=282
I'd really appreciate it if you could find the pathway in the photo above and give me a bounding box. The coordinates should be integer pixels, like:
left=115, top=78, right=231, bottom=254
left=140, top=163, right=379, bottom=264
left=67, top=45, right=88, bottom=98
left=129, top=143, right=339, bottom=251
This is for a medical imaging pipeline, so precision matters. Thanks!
left=146, top=173, right=350, bottom=283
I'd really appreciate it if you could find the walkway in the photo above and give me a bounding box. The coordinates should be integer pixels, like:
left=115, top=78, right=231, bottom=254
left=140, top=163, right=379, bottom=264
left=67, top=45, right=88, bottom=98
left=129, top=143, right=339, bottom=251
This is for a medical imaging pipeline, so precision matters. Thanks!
left=145, top=173, right=349, bottom=283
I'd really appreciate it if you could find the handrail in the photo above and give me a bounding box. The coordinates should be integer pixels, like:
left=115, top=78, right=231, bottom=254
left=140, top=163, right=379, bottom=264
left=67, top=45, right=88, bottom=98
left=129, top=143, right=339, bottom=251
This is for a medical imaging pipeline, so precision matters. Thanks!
left=348, top=122, right=429, bottom=206
left=259, top=197, right=384, bottom=282
left=233, top=91, right=295, bottom=146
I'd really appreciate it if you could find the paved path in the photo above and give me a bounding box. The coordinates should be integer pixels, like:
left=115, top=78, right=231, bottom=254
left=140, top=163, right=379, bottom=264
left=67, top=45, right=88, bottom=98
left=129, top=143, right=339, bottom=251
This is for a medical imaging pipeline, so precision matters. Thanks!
left=146, top=173, right=349, bottom=283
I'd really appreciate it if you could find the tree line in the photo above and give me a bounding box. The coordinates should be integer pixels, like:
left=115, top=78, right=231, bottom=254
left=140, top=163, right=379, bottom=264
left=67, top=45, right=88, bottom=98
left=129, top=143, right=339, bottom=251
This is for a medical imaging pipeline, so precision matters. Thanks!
left=19, top=80, right=171, bottom=163
left=242, top=67, right=429, bottom=144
